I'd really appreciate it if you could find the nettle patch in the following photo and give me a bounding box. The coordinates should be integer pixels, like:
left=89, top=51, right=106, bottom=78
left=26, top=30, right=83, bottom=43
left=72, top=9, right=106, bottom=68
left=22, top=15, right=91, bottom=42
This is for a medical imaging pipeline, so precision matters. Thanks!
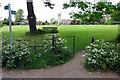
left=2, top=35, right=73, bottom=69
left=83, top=40, right=120, bottom=72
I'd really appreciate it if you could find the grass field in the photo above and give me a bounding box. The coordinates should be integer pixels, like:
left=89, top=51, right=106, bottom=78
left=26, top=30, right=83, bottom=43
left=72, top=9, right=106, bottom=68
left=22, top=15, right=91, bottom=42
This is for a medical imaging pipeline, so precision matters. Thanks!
left=1, top=25, right=119, bottom=53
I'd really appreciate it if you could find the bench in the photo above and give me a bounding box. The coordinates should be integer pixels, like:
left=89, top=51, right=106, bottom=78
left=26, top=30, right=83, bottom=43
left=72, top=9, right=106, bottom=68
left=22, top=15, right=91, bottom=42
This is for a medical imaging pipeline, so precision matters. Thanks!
left=42, top=27, right=58, bottom=30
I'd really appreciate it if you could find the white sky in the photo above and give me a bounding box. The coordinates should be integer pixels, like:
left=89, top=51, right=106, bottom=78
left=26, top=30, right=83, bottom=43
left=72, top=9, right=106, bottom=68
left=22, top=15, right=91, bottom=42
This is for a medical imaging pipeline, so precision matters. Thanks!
left=0, top=0, right=119, bottom=22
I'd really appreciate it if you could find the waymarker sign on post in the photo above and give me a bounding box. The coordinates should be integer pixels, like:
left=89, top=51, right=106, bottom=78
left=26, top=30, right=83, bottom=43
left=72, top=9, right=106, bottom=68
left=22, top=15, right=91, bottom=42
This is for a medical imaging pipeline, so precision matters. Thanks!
left=4, top=4, right=16, bottom=44
left=11, top=10, right=16, bottom=15
left=4, top=5, right=9, bottom=10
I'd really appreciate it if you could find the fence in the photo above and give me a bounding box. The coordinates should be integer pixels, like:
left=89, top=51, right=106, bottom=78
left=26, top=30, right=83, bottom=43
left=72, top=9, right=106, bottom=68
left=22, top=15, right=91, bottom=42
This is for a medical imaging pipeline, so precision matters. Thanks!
left=56, top=36, right=76, bottom=54
left=14, top=35, right=75, bottom=54
left=91, top=37, right=120, bottom=50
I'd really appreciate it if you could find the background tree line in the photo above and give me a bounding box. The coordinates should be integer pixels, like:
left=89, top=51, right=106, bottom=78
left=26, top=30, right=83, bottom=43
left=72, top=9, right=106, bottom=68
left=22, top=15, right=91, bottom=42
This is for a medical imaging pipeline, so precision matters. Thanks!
left=2, top=9, right=25, bottom=26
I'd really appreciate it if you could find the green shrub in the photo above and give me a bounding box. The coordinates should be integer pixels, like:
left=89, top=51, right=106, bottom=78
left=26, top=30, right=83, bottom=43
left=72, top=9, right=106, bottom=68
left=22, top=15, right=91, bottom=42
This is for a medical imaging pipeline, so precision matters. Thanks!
left=84, top=40, right=120, bottom=72
left=105, top=19, right=114, bottom=25
left=26, top=29, right=58, bottom=35
left=2, top=35, right=72, bottom=69
left=26, top=29, right=45, bottom=35
left=36, top=35, right=72, bottom=66
left=43, top=29, right=58, bottom=33
left=0, top=21, right=3, bottom=28
left=2, top=39, right=39, bottom=69
left=42, top=22, right=46, bottom=25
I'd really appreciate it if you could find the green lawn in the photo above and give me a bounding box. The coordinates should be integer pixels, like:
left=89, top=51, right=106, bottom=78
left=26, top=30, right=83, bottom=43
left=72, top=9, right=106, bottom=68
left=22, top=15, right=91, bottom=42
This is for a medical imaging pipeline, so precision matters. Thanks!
left=2, top=25, right=119, bottom=53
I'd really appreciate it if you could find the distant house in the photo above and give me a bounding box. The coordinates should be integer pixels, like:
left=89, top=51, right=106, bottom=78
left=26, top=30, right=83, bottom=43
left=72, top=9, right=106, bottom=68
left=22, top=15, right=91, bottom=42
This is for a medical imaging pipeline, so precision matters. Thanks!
left=61, top=19, right=71, bottom=25
left=103, top=15, right=111, bottom=20
left=37, top=21, right=42, bottom=25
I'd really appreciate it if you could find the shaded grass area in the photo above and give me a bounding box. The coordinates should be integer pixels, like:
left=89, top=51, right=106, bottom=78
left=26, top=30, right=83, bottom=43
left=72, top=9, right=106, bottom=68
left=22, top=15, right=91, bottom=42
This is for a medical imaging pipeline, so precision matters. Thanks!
left=1, top=25, right=119, bottom=53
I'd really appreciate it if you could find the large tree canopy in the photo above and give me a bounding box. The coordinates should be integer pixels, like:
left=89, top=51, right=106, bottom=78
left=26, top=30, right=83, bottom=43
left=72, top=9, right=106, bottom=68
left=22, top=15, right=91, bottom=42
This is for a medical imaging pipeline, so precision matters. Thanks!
left=110, top=2, right=120, bottom=23
left=63, top=1, right=116, bottom=24
left=15, top=9, right=24, bottom=23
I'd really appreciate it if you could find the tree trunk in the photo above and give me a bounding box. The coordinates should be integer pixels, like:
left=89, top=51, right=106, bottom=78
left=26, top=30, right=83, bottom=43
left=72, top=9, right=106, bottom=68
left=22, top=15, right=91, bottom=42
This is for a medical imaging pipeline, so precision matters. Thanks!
left=27, top=0, right=37, bottom=33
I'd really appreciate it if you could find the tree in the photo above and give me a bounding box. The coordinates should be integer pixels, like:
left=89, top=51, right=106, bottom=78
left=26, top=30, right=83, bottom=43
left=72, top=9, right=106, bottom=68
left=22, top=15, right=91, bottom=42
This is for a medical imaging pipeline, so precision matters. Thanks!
left=27, top=0, right=37, bottom=33
left=0, top=21, right=3, bottom=28
left=15, top=9, right=24, bottom=23
left=110, top=2, right=120, bottom=24
left=26, top=0, right=55, bottom=33
left=3, top=18, right=9, bottom=25
left=71, top=19, right=81, bottom=25
left=63, top=1, right=115, bottom=24
left=50, top=18, right=58, bottom=25
left=3, top=18, right=14, bottom=25
left=0, top=3, right=1, bottom=7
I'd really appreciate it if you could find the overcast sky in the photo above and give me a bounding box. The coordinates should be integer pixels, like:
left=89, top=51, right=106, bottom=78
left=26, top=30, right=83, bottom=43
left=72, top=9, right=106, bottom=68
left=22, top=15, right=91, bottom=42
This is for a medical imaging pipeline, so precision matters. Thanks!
left=0, top=0, right=119, bottom=22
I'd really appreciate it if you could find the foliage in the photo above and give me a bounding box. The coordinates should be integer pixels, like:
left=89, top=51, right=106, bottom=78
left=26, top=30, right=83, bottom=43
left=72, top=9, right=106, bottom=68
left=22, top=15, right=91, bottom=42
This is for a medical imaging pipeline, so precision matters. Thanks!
left=110, top=2, right=120, bottom=23
left=42, top=22, right=46, bottom=25
left=2, top=35, right=72, bottom=69
left=0, top=3, right=1, bottom=7
left=84, top=40, right=120, bottom=72
left=63, top=1, right=116, bottom=24
left=36, top=35, right=73, bottom=67
left=26, top=28, right=58, bottom=35
left=15, top=9, right=24, bottom=23
left=2, top=38, right=37, bottom=69
left=2, top=18, right=15, bottom=25
left=71, top=19, right=81, bottom=25
left=0, top=21, right=3, bottom=28
left=105, top=19, right=114, bottom=25
left=43, top=29, right=58, bottom=33
left=26, top=29, right=45, bottom=35
left=111, top=10, right=120, bottom=23
left=50, top=18, right=58, bottom=25
left=42, top=21, right=50, bottom=25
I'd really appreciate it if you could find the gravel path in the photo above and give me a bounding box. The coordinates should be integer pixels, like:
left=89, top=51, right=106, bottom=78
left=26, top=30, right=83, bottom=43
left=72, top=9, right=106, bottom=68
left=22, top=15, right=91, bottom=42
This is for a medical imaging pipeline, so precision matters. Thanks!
left=2, top=51, right=120, bottom=78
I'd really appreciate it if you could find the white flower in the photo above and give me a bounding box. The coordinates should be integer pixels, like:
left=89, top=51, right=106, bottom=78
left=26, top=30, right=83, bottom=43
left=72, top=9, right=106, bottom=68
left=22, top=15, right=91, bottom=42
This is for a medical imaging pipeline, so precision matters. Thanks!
left=86, top=46, right=91, bottom=49
left=100, top=52, right=104, bottom=54
left=91, top=48, right=98, bottom=52
left=88, top=57, right=92, bottom=61
left=92, top=59, right=96, bottom=63
left=96, top=40, right=99, bottom=42
left=82, top=54, right=87, bottom=57
left=63, top=46, right=68, bottom=49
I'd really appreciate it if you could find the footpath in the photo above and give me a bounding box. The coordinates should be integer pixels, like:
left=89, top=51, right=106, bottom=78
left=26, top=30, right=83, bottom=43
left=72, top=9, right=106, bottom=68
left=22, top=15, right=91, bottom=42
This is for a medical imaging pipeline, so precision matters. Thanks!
left=2, top=51, right=120, bottom=78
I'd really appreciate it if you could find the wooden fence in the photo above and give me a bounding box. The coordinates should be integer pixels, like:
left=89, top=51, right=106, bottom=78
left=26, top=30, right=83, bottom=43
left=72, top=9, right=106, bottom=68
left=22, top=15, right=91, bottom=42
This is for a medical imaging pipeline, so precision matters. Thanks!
left=91, top=37, right=120, bottom=50
left=14, top=35, right=75, bottom=54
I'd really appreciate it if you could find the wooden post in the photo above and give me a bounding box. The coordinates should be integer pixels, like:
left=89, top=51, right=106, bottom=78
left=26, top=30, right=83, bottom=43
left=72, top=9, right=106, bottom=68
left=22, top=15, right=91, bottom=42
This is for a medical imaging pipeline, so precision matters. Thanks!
left=91, top=37, right=94, bottom=49
left=34, top=40, right=36, bottom=54
left=52, top=35, right=55, bottom=52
